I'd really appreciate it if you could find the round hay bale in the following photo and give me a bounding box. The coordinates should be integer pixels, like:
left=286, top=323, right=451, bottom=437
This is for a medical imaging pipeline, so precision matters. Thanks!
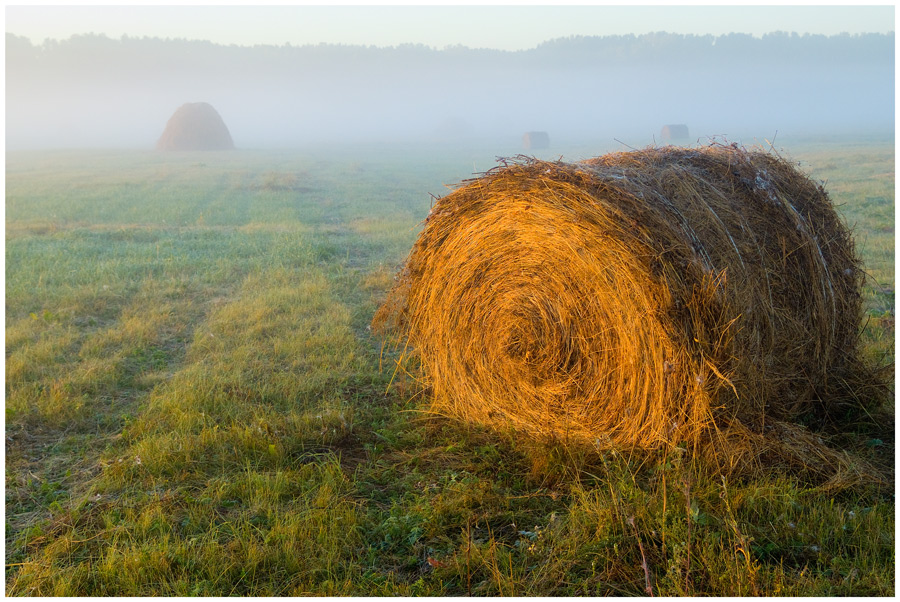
left=661, top=124, right=690, bottom=141
left=375, top=145, right=875, bottom=454
left=156, top=102, right=234, bottom=151
left=523, top=131, right=550, bottom=150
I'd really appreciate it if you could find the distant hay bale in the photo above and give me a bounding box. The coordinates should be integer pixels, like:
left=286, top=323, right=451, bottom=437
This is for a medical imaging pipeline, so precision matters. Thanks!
left=374, top=145, right=883, bottom=471
left=432, top=116, right=472, bottom=141
left=661, top=124, right=690, bottom=141
left=523, top=131, right=550, bottom=150
left=156, top=102, right=234, bottom=151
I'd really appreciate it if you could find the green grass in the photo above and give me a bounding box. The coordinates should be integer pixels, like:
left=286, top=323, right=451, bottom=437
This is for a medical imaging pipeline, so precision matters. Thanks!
left=5, top=138, right=894, bottom=595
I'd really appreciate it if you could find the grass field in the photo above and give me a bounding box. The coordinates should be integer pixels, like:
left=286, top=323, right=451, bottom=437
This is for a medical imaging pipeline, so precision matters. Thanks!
left=5, top=136, right=894, bottom=595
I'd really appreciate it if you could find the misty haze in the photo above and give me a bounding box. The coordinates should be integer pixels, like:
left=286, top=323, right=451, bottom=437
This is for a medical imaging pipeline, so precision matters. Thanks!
left=5, top=23, right=896, bottom=597
left=5, top=31, right=894, bottom=150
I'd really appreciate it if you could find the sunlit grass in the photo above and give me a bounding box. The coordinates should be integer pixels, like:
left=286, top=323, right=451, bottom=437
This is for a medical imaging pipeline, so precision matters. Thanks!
left=5, top=139, right=893, bottom=595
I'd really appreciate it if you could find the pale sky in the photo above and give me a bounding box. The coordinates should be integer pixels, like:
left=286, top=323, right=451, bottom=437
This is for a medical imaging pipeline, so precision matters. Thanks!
left=5, top=4, right=896, bottom=51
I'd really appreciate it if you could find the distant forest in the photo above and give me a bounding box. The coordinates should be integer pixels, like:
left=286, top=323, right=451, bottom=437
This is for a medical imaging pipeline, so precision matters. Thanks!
left=6, top=31, right=894, bottom=149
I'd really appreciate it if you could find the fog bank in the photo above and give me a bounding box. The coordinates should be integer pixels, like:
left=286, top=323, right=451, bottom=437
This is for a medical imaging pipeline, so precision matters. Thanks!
left=6, top=32, right=894, bottom=150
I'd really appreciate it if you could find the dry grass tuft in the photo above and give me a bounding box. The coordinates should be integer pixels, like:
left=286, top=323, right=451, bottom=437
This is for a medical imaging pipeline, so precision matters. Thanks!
left=374, top=144, right=888, bottom=482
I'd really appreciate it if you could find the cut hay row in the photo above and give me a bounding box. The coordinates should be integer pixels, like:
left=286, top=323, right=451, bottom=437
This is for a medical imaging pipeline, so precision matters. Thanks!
left=374, top=144, right=885, bottom=479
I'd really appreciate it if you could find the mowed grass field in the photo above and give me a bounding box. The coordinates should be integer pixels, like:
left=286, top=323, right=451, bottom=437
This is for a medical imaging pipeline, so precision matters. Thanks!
left=5, top=137, right=894, bottom=595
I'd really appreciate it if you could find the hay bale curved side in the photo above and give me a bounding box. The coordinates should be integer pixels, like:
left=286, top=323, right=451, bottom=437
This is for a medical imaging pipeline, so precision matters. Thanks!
left=374, top=145, right=869, bottom=452
left=156, top=102, right=235, bottom=151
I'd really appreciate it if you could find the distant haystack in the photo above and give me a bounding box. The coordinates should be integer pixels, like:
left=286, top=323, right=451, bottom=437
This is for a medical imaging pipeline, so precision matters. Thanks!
left=523, top=131, right=550, bottom=150
left=661, top=124, right=690, bottom=141
left=157, top=102, right=234, bottom=151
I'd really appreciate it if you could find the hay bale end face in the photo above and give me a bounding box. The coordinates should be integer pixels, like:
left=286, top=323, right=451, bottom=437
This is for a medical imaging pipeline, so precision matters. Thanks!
left=661, top=124, right=690, bottom=140
left=156, top=102, right=234, bottom=151
left=523, top=131, right=550, bottom=150
left=375, top=145, right=874, bottom=456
